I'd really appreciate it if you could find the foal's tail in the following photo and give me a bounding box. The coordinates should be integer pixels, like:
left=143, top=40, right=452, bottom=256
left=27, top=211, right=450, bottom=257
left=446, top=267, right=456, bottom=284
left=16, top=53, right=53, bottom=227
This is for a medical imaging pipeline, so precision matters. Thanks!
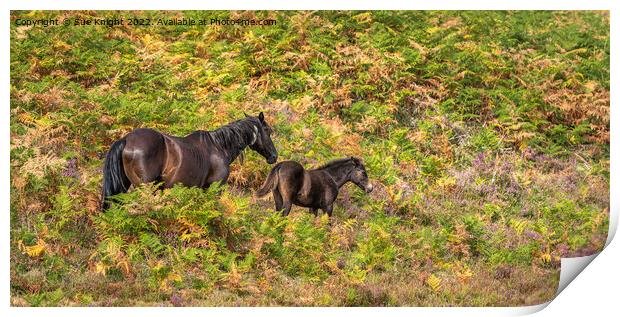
left=256, top=164, right=281, bottom=197
left=101, top=138, right=131, bottom=210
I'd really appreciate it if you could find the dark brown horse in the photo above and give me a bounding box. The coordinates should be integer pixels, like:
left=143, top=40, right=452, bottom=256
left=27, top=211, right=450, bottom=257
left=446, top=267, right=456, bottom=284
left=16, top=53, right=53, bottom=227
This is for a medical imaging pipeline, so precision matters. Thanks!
left=256, top=157, right=373, bottom=217
left=101, top=112, right=277, bottom=210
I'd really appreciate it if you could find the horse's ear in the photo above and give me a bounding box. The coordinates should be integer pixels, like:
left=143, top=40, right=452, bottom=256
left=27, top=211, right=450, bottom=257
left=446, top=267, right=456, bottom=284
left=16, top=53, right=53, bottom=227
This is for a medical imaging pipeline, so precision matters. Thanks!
left=258, top=112, right=264, bottom=122
left=350, top=156, right=360, bottom=166
left=244, top=112, right=249, bottom=117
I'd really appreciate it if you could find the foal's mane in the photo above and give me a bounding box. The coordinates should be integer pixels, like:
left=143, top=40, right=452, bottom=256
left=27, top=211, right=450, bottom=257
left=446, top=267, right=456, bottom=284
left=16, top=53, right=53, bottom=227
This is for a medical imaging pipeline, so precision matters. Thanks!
left=202, top=117, right=259, bottom=161
left=317, top=157, right=357, bottom=171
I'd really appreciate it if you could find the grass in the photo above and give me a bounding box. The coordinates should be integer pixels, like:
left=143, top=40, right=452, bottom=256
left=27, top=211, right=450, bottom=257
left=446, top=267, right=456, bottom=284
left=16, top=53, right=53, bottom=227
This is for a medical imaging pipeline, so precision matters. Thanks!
left=10, top=10, right=609, bottom=306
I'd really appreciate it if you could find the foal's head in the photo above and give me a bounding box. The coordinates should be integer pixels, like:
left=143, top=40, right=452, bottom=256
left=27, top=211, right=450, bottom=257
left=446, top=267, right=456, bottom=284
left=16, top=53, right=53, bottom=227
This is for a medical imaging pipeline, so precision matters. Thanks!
left=348, top=157, right=373, bottom=193
left=248, top=112, right=278, bottom=164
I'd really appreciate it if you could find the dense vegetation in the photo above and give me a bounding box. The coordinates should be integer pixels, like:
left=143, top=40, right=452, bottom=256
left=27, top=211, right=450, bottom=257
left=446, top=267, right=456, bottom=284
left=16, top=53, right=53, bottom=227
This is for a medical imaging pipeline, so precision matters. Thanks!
left=10, top=11, right=609, bottom=306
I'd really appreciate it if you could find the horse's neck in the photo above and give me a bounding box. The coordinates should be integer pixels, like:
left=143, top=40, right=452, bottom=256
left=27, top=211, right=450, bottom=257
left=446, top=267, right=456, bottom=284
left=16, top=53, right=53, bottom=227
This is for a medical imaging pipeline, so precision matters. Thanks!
left=322, top=165, right=351, bottom=188
left=224, top=144, right=246, bottom=164
left=223, top=140, right=248, bottom=165
left=205, top=129, right=250, bottom=164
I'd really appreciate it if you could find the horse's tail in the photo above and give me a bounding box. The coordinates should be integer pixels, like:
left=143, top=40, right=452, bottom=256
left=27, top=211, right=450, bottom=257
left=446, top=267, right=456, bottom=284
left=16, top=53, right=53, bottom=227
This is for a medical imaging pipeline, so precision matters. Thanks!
left=101, top=138, right=131, bottom=210
left=255, top=164, right=281, bottom=197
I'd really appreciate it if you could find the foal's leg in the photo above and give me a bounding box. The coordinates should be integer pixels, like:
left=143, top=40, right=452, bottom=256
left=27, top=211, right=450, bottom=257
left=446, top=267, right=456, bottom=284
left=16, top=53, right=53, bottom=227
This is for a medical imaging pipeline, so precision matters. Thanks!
left=273, top=188, right=291, bottom=217
left=309, top=208, right=318, bottom=216
left=278, top=183, right=295, bottom=217
left=273, top=189, right=283, bottom=211
left=323, top=204, right=334, bottom=217
left=281, top=201, right=293, bottom=217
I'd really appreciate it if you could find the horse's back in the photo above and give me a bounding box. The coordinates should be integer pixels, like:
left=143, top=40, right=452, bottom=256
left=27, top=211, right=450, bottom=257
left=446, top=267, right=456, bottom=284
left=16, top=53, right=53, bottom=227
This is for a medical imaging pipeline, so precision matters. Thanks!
left=276, top=161, right=304, bottom=179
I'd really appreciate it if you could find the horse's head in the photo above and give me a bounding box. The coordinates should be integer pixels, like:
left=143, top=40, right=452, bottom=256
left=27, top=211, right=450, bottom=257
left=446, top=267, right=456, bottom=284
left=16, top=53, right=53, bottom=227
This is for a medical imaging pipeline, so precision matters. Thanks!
left=248, top=112, right=278, bottom=164
left=349, top=157, right=373, bottom=193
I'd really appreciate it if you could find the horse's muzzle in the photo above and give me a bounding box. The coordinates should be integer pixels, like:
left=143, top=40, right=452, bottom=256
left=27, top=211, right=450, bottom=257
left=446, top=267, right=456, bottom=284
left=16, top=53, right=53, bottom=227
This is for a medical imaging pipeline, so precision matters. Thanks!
left=267, top=155, right=277, bottom=164
left=365, top=184, right=374, bottom=193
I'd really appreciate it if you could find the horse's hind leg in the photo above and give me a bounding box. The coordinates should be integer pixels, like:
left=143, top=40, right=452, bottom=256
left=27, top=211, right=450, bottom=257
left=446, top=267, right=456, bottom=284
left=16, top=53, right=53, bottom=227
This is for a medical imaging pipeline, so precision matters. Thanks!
left=124, top=155, right=164, bottom=187
left=281, top=201, right=292, bottom=217
left=309, top=208, right=318, bottom=216
left=272, top=187, right=291, bottom=217
left=123, top=129, right=166, bottom=186
left=277, top=180, right=295, bottom=217
left=279, top=187, right=293, bottom=216
left=273, top=189, right=283, bottom=211
left=323, top=204, right=334, bottom=217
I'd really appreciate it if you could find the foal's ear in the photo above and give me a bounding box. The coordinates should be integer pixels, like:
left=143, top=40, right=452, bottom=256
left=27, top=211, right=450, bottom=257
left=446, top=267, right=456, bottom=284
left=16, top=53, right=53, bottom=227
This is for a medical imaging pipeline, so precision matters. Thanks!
left=258, top=112, right=265, bottom=122
left=244, top=112, right=249, bottom=117
left=350, top=156, right=361, bottom=166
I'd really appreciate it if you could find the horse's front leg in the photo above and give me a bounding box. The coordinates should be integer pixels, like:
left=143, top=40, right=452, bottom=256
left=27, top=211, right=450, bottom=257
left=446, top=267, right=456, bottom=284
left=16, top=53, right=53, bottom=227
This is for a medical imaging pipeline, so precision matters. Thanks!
left=309, top=208, right=318, bottom=216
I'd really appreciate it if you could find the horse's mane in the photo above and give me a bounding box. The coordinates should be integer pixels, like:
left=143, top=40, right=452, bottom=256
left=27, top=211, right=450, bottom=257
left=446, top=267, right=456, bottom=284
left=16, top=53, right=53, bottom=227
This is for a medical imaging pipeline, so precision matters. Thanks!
left=202, top=117, right=259, bottom=161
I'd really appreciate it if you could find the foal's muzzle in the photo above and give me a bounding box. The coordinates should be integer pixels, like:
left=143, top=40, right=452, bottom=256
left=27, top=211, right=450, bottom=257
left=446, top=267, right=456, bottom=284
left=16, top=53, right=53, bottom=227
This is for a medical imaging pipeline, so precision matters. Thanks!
left=365, top=183, right=374, bottom=193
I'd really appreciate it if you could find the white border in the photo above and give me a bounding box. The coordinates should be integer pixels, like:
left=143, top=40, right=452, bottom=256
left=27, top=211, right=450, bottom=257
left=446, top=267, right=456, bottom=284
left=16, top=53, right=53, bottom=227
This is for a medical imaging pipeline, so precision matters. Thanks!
left=3, top=1, right=617, bottom=316
left=1, top=1, right=615, bottom=10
